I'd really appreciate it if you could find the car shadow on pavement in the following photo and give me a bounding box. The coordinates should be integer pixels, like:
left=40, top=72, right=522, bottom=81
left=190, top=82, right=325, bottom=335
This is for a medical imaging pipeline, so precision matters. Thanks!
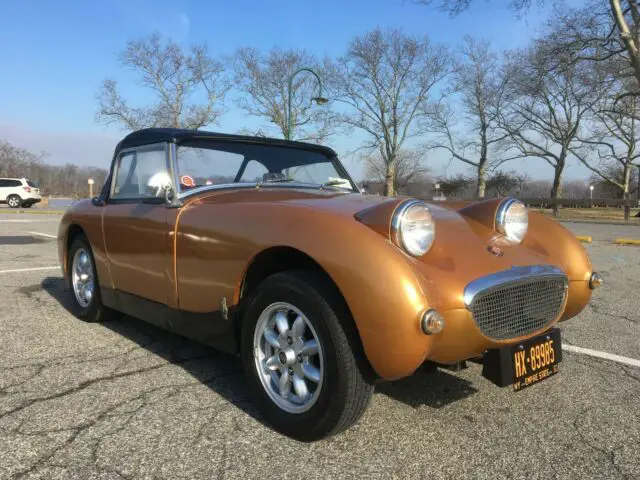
left=40, top=276, right=264, bottom=424
left=376, top=365, right=479, bottom=409
left=40, top=276, right=478, bottom=422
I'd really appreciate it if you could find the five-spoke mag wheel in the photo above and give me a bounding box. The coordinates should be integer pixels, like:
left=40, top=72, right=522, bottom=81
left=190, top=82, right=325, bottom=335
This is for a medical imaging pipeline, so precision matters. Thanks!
left=254, top=302, right=324, bottom=414
left=71, top=248, right=94, bottom=308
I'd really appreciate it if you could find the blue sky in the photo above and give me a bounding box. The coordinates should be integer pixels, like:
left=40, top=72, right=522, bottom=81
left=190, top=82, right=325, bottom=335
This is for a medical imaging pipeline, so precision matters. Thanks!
left=0, top=0, right=590, bottom=181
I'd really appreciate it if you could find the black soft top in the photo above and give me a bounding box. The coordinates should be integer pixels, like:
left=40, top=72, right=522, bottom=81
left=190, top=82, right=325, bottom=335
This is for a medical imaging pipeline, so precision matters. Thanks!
left=114, top=128, right=337, bottom=157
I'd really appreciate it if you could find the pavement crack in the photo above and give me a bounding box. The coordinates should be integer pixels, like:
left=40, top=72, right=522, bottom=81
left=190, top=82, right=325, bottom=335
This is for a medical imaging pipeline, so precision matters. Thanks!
left=0, top=354, right=222, bottom=421
left=589, top=303, right=638, bottom=325
left=571, top=407, right=630, bottom=479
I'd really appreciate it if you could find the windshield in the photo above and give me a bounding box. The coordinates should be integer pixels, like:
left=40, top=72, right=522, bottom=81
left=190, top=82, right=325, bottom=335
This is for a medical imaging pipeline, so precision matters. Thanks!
left=26, top=180, right=39, bottom=188
left=175, top=140, right=355, bottom=193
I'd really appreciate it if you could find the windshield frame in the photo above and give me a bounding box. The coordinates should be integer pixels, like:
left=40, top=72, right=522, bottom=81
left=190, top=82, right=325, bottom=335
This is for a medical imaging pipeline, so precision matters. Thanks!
left=170, top=138, right=359, bottom=199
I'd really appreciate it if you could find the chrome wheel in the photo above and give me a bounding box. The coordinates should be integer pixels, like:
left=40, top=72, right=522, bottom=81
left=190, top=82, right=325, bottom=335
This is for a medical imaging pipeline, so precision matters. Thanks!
left=7, top=196, right=20, bottom=208
left=71, top=248, right=94, bottom=308
left=253, top=302, right=324, bottom=414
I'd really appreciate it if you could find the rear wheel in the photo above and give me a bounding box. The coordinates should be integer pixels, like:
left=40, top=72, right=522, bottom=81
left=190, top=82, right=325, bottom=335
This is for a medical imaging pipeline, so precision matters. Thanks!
left=241, top=271, right=374, bottom=441
left=7, top=195, right=22, bottom=208
left=67, top=235, right=112, bottom=322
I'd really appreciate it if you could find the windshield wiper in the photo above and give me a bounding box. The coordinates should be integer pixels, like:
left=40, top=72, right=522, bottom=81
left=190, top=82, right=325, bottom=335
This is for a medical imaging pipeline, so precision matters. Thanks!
left=256, top=177, right=296, bottom=188
left=264, top=177, right=296, bottom=183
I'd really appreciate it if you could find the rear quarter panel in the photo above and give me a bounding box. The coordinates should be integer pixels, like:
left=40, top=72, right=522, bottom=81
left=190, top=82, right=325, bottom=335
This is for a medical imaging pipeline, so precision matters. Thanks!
left=58, top=200, right=112, bottom=287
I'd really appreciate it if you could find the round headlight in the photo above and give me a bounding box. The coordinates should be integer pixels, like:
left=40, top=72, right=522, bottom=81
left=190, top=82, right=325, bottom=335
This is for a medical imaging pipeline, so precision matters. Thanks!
left=391, top=200, right=435, bottom=257
left=496, top=198, right=528, bottom=243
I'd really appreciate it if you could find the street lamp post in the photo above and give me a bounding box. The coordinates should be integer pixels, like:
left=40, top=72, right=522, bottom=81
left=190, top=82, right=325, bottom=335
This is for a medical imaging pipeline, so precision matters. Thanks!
left=589, top=185, right=594, bottom=199
left=286, top=68, right=328, bottom=141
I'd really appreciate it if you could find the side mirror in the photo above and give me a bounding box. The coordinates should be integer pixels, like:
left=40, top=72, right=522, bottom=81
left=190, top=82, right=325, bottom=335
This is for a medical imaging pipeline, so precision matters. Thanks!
left=163, top=184, right=175, bottom=205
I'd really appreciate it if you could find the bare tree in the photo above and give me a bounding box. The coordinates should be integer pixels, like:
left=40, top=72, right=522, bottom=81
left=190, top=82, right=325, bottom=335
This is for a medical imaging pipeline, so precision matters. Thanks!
left=97, top=34, right=230, bottom=130
left=0, top=140, right=46, bottom=178
left=420, top=0, right=640, bottom=95
left=233, top=48, right=333, bottom=142
left=364, top=149, right=429, bottom=193
left=571, top=82, right=640, bottom=218
left=327, top=28, right=450, bottom=196
left=415, top=0, right=548, bottom=16
left=589, top=164, right=638, bottom=198
left=429, top=37, right=513, bottom=199
left=521, top=178, right=554, bottom=197
left=437, top=174, right=473, bottom=197
left=485, top=170, right=529, bottom=197
left=542, top=1, right=640, bottom=97
left=0, top=140, right=107, bottom=197
left=499, top=47, right=601, bottom=213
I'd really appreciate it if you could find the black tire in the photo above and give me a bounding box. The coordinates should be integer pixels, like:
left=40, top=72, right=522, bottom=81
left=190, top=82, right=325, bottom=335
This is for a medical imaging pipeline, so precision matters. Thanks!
left=22, top=203, right=33, bottom=208
left=7, top=195, right=22, bottom=208
left=67, top=234, right=113, bottom=322
left=241, top=271, right=374, bottom=441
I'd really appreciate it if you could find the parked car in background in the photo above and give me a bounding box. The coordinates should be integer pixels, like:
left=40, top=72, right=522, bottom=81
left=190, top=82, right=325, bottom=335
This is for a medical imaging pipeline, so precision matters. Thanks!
left=0, top=178, right=41, bottom=208
left=57, top=128, right=603, bottom=440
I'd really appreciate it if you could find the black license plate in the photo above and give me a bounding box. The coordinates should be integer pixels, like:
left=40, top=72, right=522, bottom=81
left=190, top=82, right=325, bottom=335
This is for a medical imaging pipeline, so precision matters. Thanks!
left=482, top=328, right=562, bottom=391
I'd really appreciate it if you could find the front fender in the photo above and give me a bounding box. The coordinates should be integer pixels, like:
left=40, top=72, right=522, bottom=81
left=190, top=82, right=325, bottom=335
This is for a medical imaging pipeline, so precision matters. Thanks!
left=523, top=212, right=593, bottom=320
left=175, top=199, right=435, bottom=379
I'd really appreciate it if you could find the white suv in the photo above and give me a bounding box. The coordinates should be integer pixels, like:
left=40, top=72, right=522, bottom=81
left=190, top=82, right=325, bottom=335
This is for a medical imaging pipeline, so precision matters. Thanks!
left=0, top=178, right=42, bottom=208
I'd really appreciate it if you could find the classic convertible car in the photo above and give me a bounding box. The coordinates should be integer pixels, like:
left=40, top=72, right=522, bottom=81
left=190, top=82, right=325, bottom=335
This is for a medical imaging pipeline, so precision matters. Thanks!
left=58, top=128, right=602, bottom=440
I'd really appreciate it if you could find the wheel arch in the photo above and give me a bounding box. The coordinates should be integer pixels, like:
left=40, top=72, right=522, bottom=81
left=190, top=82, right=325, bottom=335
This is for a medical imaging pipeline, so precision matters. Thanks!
left=236, top=246, right=376, bottom=380
left=62, top=224, right=87, bottom=276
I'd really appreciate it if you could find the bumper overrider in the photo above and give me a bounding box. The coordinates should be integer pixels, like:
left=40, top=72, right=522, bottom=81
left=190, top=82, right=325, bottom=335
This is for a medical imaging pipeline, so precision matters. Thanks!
left=421, top=265, right=603, bottom=367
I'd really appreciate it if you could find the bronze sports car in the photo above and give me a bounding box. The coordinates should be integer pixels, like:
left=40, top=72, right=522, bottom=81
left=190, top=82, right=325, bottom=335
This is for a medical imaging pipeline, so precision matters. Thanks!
left=58, top=128, right=602, bottom=440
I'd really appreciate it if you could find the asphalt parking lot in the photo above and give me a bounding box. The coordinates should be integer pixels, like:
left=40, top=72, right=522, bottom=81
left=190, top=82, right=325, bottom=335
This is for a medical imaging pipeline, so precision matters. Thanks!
left=0, top=214, right=639, bottom=480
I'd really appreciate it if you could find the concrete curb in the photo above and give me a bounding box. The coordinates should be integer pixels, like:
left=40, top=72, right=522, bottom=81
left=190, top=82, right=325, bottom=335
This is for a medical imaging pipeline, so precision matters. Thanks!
left=614, top=238, right=640, bottom=246
left=557, top=218, right=640, bottom=226
left=0, top=209, right=65, bottom=215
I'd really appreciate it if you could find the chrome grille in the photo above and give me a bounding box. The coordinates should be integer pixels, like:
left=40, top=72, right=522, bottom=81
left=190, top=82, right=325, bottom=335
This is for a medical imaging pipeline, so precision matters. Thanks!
left=467, top=273, right=567, bottom=340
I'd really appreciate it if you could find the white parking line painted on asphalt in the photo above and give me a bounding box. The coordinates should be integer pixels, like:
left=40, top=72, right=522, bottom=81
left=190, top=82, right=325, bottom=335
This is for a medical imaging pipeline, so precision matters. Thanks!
left=27, top=231, right=57, bottom=239
left=0, top=219, right=58, bottom=223
left=563, top=344, right=640, bottom=368
left=0, top=266, right=60, bottom=274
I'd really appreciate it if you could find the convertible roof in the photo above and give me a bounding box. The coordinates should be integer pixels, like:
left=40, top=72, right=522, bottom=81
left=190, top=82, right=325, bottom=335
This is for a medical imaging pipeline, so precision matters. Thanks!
left=114, top=128, right=337, bottom=157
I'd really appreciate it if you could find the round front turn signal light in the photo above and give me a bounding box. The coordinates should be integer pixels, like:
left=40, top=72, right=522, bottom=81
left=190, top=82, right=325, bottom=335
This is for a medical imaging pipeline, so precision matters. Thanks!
left=421, top=309, right=445, bottom=335
left=589, top=272, right=604, bottom=289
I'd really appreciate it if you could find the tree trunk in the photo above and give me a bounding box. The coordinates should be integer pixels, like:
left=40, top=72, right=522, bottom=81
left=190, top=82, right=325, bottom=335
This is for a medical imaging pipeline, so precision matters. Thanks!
left=384, top=160, right=396, bottom=197
left=550, top=167, right=564, bottom=217
left=610, top=0, right=640, bottom=88
left=477, top=166, right=487, bottom=199
left=623, top=164, right=632, bottom=221
left=636, top=165, right=640, bottom=210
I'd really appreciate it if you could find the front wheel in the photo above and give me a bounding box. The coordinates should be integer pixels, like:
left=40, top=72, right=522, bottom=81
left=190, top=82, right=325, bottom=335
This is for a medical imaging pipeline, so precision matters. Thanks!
left=241, top=271, right=374, bottom=441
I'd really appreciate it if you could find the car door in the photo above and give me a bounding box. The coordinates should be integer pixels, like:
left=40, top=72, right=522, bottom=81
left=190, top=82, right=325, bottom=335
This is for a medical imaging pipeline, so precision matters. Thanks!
left=102, top=143, right=175, bottom=306
left=0, top=180, right=8, bottom=201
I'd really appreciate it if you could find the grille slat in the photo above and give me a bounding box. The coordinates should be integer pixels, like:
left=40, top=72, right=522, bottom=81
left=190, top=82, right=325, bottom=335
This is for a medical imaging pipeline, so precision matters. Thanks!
left=468, top=277, right=567, bottom=340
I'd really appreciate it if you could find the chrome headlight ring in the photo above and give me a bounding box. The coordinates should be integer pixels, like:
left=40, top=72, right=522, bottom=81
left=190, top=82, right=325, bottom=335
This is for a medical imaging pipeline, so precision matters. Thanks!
left=391, top=200, right=436, bottom=257
left=496, top=198, right=528, bottom=244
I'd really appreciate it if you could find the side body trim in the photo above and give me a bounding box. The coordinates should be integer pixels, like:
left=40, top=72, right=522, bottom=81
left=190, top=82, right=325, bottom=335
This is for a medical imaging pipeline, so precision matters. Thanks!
left=101, top=287, right=238, bottom=355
